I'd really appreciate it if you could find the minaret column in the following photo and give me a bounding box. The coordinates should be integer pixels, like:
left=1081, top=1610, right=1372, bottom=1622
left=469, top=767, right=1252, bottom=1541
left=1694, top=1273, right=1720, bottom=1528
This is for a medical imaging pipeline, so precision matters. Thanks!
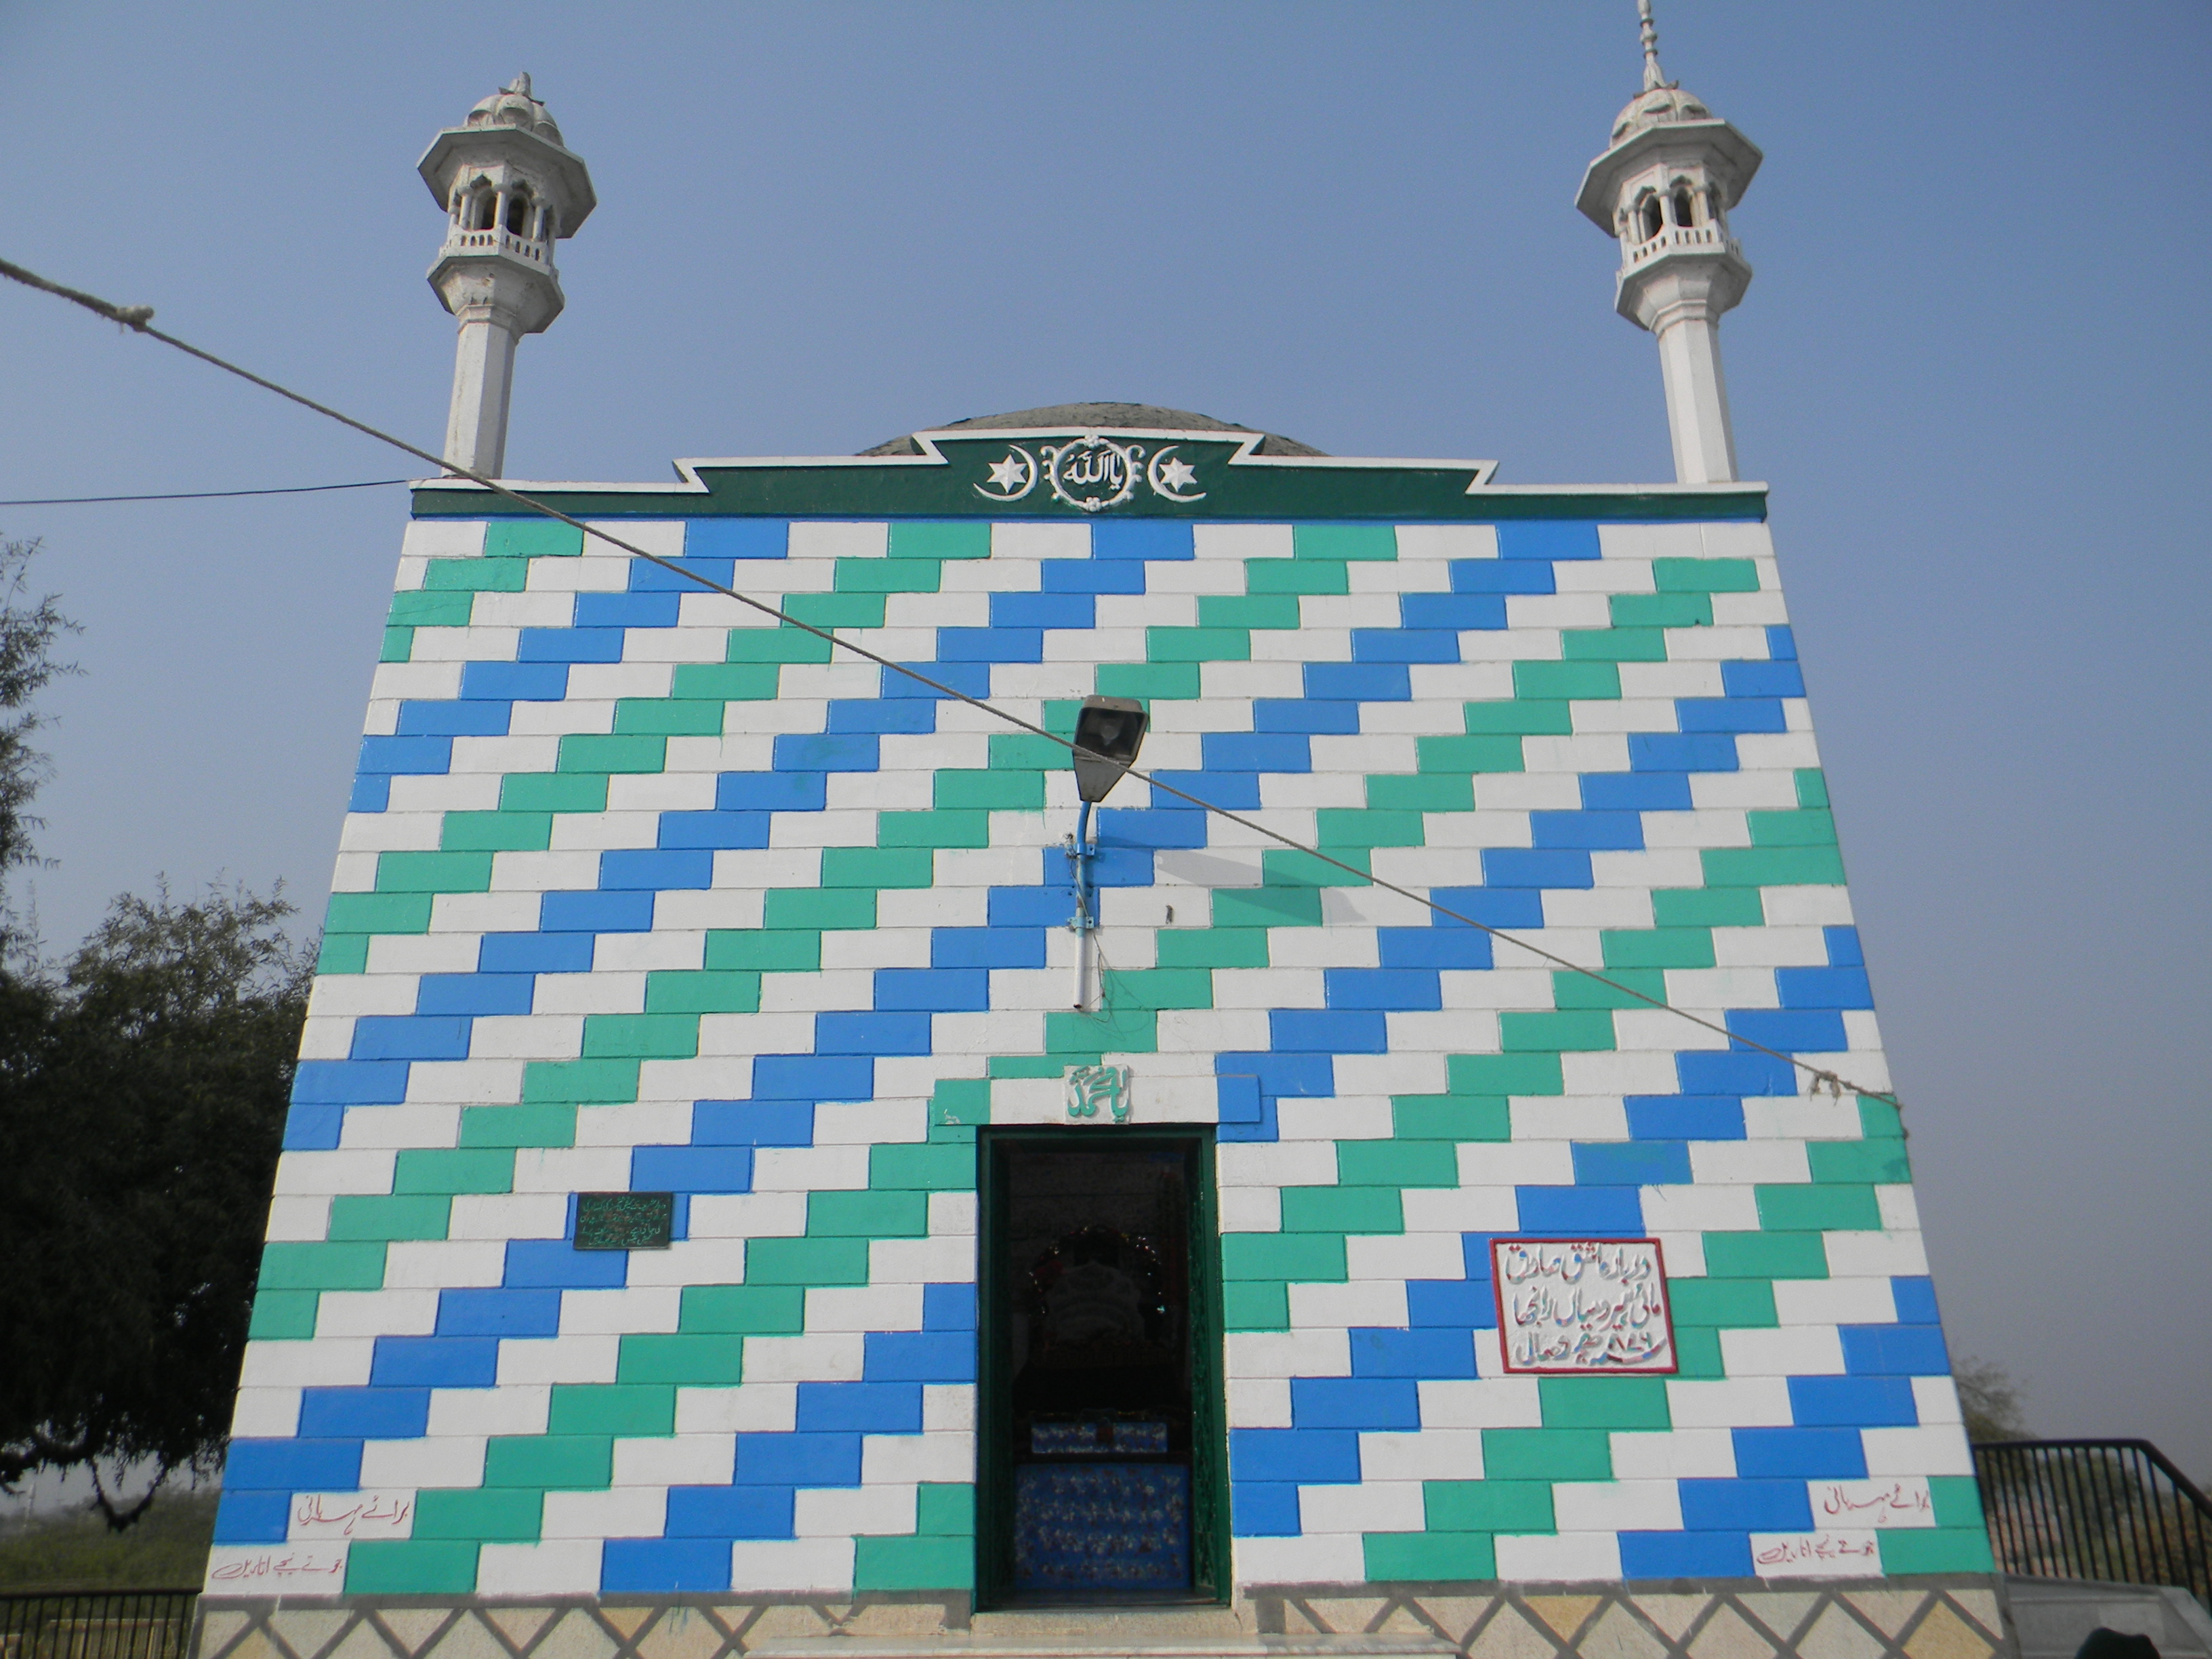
left=1652, top=307, right=1736, bottom=485
left=443, top=296, right=527, bottom=478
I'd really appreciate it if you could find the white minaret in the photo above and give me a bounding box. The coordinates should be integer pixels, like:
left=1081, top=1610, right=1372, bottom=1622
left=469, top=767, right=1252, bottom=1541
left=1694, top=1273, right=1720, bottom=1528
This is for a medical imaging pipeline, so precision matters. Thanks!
left=417, top=75, right=596, bottom=477
left=1576, top=3, right=1761, bottom=484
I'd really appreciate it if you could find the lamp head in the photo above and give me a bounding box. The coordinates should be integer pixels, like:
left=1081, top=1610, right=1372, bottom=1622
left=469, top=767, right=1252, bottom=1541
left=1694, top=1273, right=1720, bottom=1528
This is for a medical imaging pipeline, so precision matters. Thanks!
left=1071, top=695, right=1148, bottom=804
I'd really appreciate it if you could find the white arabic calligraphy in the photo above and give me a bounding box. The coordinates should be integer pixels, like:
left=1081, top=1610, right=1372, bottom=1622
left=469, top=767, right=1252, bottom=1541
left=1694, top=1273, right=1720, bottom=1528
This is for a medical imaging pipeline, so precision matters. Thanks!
left=1494, top=1239, right=1675, bottom=1374
left=289, top=1490, right=415, bottom=1540
left=1750, top=1530, right=1881, bottom=1578
left=1814, top=1477, right=1935, bottom=1529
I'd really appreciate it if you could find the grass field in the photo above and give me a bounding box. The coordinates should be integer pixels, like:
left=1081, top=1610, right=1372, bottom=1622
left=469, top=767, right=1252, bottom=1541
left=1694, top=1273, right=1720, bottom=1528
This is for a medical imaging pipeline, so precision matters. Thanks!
left=0, top=1489, right=216, bottom=1591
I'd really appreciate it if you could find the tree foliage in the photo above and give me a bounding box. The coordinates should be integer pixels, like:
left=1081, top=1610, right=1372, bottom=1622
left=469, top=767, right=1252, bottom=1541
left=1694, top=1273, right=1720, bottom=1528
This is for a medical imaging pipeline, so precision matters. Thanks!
left=0, top=536, right=76, bottom=889
left=1954, top=1354, right=2030, bottom=1444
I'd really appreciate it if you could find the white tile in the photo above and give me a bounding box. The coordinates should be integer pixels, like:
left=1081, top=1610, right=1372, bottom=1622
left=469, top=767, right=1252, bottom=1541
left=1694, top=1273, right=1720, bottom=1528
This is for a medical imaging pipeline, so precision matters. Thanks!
left=1864, top=1424, right=1975, bottom=1477
left=1493, top=1530, right=1622, bottom=1582
left=1415, top=1378, right=1544, bottom=1428
left=795, top=1483, right=915, bottom=1537
left=1720, top=1326, right=1846, bottom=1376
left=1667, top=1377, right=1794, bottom=1427
left=862, top=1431, right=973, bottom=1485
left=357, top=1436, right=485, bottom=1489
left=676, top=1382, right=798, bottom=1435
left=1299, top=1479, right=1424, bottom=1535
left=1553, top=1479, right=1683, bottom=1532
left=1358, top=1429, right=1485, bottom=1481
left=1610, top=1428, right=1736, bottom=1479
left=542, top=1486, right=667, bottom=1539
left=726, top=1537, right=855, bottom=1594
left=428, top=1385, right=549, bottom=1437
left=475, top=1540, right=604, bottom=1596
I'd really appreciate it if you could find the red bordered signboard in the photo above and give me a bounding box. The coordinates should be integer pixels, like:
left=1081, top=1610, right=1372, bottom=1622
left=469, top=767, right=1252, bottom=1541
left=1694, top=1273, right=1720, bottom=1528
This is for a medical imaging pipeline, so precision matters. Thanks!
left=1491, top=1237, right=1679, bottom=1375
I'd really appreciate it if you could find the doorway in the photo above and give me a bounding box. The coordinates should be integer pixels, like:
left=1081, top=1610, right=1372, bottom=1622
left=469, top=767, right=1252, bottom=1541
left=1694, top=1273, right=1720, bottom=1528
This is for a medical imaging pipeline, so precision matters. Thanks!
left=975, top=1130, right=1229, bottom=1606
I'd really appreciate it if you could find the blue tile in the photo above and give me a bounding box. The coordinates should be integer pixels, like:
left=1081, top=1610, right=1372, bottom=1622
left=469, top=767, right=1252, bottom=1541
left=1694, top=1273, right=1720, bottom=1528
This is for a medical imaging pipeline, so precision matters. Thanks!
left=541, top=889, right=657, bottom=934
left=1776, top=967, right=1873, bottom=1010
left=882, top=660, right=989, bottom=699
left=1727, top=1010, right=1848, bottom=1052
left=1431, top=886, right=1545, bottom=928
left=213, top=1490, right=293, bottom=1544
left=1203, top=732, right=1312, bottom=773
left=938, top=627, right=1042, bottom=663
left=932, top=926, right=1047, bottom=969
left=1228, top=1427, right=1361, bottom=1483
left=397, top=699, right=511, bottom=737
left=1629, top=733, right=1738, bottom=773
left=692, top=1100, right=815, bottom=1146
left=1099, top=807, right=1209, bottom=849
left=863, top=1332, right=976, bottom=1382
left=1767, top=625, right=1798, bottom=661
left=815, top=1011, right=932, bottom=1056
left=1732, top=1427, right=1868, bottom=1479
left=1723, top=660, right=1806, bottom=699
left=1498, top=522, right=1601, bottom=560
left=1253, top=699, right=1361, bottom=735
left=734, top=1431, right=863, bottom=1487
left=1678, top=1051, right=1798, bottom=1097
left=369, top=1336, right=500, bottom=1387
left=1840, top=1324, right=1951, bottom=1376
left=1679, top=698, right=1787, bottom=734
left=1323, top=968, right=1441, bottom=1010
left=1151, top=770, right=1261, bottom=808
left=1092, top=520, right=1193, bottom=561
left=1620, top=1531, right=1753, bottom=1580
left=1788, top=1375, right=1919, bottom=1427
left=350, top=774, right=392, bottom=813
left=1450, top=560, right=1555, bottom=594
left=749, top=1054, right=874, bottom=1102
left=1572, top=1141, right=1692, bottom=1186
left=222, top=1439, right=363, bottom=1492
left=293, top=1059, right=412, bottom=1105
left=1216, top=1094, right=1279, bottom=1143
left=1267, top=1008, right=1388, bottom=1054
left=796, top=1381, right=923, bottom=1432
left=1582, top=772, right=1694, bottom=811
left=504, top=1240, right=628, bottom=1289
left=283, top=1102, right=345, bottom=1150
left=1516, top=1185, right=1644, bottom=1233
left=827, top=699, right=936, bottom=735
left=684, top=519, right=790, bottom=560
left=1890, top=1277, right=1940, bottom=1324
left=1679, top=1478, right=1814, bottom=1532
left=1290, top=1378, right=1421, bottom=1429
left=1304, top=661, right=1411, bottom=702
left=1481, top=848, right=1593, bottom=889
left=658, top=810, right=772, bottom=850
left=1231, top=1482, right=1303, bottom=1536
left=1353, top=629, right=1459, bottom=663
left=358, top=735, right=452, bottom=776
left=1084, top=845, right=1155, bottom=888
left=1403, top=592, right=1508, bottom=630
left=990, top=886, right=1076, bottom=929
left=662, top=1486, right=796, bottom=1540
left=517, top=627, right=626, bottom=663
left=577, top=592, right=682, bottom=630
left=630, top=556, right=737, bottom=594
left=350, top=1015, right=472, bottom=1062
left=1349, top=1327, right=1477, bottom=1378
left=1531, top=810, right=1645, bottom=851
left=1217, top=1074, right=1263, bottom=1125
left=874, top=968, right=989, bottom=1012
left=923, top=1283, right=977, bottom=1331
left=772, top=733, right=879, bottom=773
left=600, top=848, right=715, bottom=890
left=1408, top=1278, right=1499, bottom=1330
left=1042, top=558, right=1145, bottom=594
left=601, top=1538, right=731, bottom=1593
left=1378, top=926, right=1493, bottom=970
left=416, top=973, right=535, bottom=1017
left=632, top=1145, right=754, bottom=1193
left=718, top=771, right=829, bottom=811
left=478, top=932, right=595, bottom=973
left=1824, top=926, right=1865, bottom=966
left=1215, top=1051, right=1336, bottom=1097
left=298, top=1386, right=431, bottom=1439
left=991, top=591, right=1095, bottom=630
left=435, top=1288, right=563, bottom=1337
left=1624, top=1094, right=1746, bottom=1141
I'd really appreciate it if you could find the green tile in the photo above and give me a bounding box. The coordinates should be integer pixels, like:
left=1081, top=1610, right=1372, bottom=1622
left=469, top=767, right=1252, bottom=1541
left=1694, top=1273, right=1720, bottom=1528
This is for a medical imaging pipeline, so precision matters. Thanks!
left=1415, top=735, right=1527, bottom=775
left=680, top=1284, right=807, bottom=1334
left=1610, top=592, right=1713, bottom=629
left=1045, top=1005, right=1157, bottom=1057
left=822, top=846, right=933, bottom=888
left=460, top=1102, right=581, bottom=1148
left=380, top=627, right=415, bottom=663
left=1098, top=662, right=1200, bottom=701
left=1294, top=525, right=1397, bottom=561
left=1652, top=886, right=1764, bottom=928
left=1197, top=593, right=1303, bottom=630
left=1563, top=627, right=1668, bottom=662
left=644, top=970, right=760, bottom=1015
left=617, top=1333, right=747, bottom=1385
left=247, top=1290, right=321, bottom=1339
left=1480, top=1428, right=1614, bottom=1481
left=855, top=1534, right=973, bottom=1591
left=1807, top=1139, right=1912, bottom=1185
left=1156, top=928, right=1269, bottom=969
left=1653, top=556, right=1760, bottom=592
left=325, top=1194, right=451, bottom=1247
left=1101, top=967, right=1214, bottom=1010
left=1538, top=1376, right=1671, bottom=1429
left=935, top=769, right=1044, bottom=811
left=1221, top=1233, right=1347, bottom=1283
left=785, top=592, right=886, bottom=629
left=872, top=1141, right=976, bottom=1191
left=1315, top=808, right=1425, bottom=850
left=916, top=1483, right=975, bottom=1536
left=1749, top=808, right=1838, bottom=846
left=1447, top=1053, right=1565, bottom=1096
left=1393, top=1094, right=1511, bottom=1141
left=548, top=1383, right=675, bottom=1437
left=316, top=934, right=370, bottom=975
left=1704, top=1230, right=1828, bottom=1279
left=1878, top=1528, right=1994, bottom=1574
left=1601, top=928, right=1716, bottom=969
left=1551, top=968, right=1664, bottom=1010
left=1860, top=1097, right=1905, bottom=1140
left=836, top=558, right=941, bottom=594
left=1147, top=626, right=1249, bottom=662
left=704, top=930, right=821, bottom=972
left=1367, top=773, right=1473, bottom=812
left=520, top=1061, right=638, bottom=1105
left=1668, top=1277, right=1778, bottom=1328
left=390, top=590, right=474, bottom=628
left=726, top=626, right=833, bottom=664
left=441, top=811, right=554, bottom=853
left=1795, top=767, right=1830, bottom=808
left=988, top=733, right=1064, bottom=770
left=1279, top=1186, right=1404, bottom=1235
left=614, top=698, right=725, bottom=736
left=1513, top=660, right=1620, bottom=701
left=392, top=1149, right=516, bottom=1195
left=583, top=1013, right=700, bottom=1059
left=764, top=888, right=877, bottom=930
left=1671, top=1327, right=1726, bottom=1378
left=1500, top=1010, right=1616, bottom=1052
left=1261, top=848, right=1368, bottom=886
left=1928, top=1475, right=1984, bottom=1529
left=809, top=1189, right=929, bottom=1237
left=877, top=810, right=991, bottom=848
left=1247, top=558, right=1349, bottom=594
left=501, top=771, right=609, bottom=814
left=375, top=851, right=493, bottom=893
left=1425, top=1479, right=1556, bottom=1533
left=1756, top=1183, right=1882, bottom=1232
left=988, top=1055, right=1065, bottom=1079
left=558, top=733, right=667, bottom=774
left=344, top=1540, right=478, bottom=1594
left=257, top=1241, right=386, bottom=1292
left=1463, top=700, right=1573, bottom=735
left=422, top=559, right=526, bottom=593
left=1702, top=846, right=1847, bottom=888
left=889, top=521, right=991, bottom=560
left=1212, top=886, right=1323, bottom=928
left=745, top=1235, right=872, bottom=1286
left=930, top=1078, right=991, bottom=1128
left=1365, top=1530, right=1496, bottom=1581
left=486, top=520, right=584, bottom=558
left=411, top=1487, right=542, bottom=1542
left=670, top=661, right=782, bottom=701
left=483, top=1435, right=612, bottom=1490
left=1336, top=1140, right=1460, bottom=1188
left=1223, top=1281, right=1290, bottom=1330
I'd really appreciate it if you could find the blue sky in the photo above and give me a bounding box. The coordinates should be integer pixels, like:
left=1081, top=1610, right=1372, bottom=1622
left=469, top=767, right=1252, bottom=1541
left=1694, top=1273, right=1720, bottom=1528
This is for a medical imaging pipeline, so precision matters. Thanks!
left=0, top=1, right=2204, bottom=1472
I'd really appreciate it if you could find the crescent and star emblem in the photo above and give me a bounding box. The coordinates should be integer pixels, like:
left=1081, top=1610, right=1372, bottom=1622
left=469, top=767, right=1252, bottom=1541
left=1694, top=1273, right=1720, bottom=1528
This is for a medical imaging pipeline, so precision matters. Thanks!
left=972, top=438, right=1205, bottom=510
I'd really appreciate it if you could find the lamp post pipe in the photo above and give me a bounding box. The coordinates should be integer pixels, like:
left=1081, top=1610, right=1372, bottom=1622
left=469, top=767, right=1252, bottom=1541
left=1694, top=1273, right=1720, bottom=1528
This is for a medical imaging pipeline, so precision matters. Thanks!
left=1069, top=798, right=1094, bottom=1010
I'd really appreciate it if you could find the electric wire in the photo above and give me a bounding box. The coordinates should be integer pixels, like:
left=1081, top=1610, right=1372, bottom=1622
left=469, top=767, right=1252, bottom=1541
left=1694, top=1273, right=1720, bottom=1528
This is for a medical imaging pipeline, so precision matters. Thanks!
left=0, top=479, right=409, bottom=507
left=0, top=253, right=1899, bottom=1109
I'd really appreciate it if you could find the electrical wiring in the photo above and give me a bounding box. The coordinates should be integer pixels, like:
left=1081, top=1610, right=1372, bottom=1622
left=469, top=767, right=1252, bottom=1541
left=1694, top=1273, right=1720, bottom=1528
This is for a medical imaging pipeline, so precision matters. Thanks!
left=0, top=479, right=409, bottom=507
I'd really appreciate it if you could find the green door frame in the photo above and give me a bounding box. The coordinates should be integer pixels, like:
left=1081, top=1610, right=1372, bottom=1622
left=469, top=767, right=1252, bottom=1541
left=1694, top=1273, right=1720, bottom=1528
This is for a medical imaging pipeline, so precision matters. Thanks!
left=973, top=1126, right=1231, bottom=1608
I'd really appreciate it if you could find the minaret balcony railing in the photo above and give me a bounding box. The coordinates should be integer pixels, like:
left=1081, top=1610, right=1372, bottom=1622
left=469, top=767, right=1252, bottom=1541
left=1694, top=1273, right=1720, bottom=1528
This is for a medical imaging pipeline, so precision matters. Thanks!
left=439, top=226, right=554, bottom=268
left=1622, top=223, right=1738, bottom=269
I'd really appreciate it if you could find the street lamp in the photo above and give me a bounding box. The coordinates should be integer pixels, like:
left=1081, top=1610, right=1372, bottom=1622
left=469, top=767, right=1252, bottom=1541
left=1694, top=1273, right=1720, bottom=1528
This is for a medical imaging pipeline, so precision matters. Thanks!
left=1067, top=696, right=1147, bottom=1010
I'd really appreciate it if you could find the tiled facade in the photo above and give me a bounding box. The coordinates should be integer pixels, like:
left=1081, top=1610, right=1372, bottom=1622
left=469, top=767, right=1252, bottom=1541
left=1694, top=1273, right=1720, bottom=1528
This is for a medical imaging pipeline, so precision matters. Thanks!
left=207, top=490, right=1996, bottom=1620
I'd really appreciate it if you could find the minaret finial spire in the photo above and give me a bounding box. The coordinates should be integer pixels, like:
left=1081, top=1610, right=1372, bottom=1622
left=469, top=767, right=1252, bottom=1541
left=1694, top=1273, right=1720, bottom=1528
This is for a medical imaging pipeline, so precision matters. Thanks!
left=1638, top=0, right=1666, bottom=90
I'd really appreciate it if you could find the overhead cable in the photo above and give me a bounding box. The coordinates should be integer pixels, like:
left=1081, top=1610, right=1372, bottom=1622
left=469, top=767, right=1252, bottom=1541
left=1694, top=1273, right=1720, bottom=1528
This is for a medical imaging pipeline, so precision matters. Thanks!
left=0, top=479, right=410, bottom=507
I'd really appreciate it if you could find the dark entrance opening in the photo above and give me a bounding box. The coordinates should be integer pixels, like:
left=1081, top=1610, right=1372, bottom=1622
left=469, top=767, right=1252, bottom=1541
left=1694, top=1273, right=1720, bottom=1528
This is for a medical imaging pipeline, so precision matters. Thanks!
left=977, top=1130, right=1227, bottom=1607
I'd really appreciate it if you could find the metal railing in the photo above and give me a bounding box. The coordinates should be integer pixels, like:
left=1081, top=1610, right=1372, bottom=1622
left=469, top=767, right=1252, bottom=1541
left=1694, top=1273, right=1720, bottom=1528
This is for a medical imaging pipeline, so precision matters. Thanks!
left=1975, top=1439, right=2211, bottom=1607
left=0, top=1591, right=197, bottom=1659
